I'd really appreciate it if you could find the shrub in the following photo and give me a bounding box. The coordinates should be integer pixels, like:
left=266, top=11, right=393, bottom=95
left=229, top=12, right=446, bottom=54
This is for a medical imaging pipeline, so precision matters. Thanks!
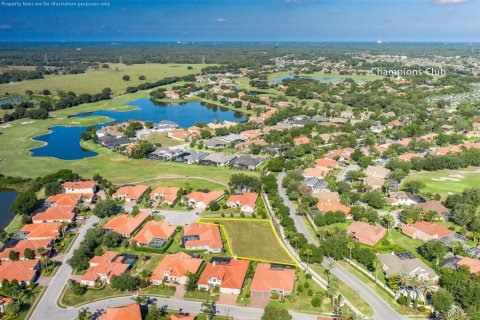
left=297, top=283, right=304, bottom=293
left=397, top=295, right=407, bottom=305
left=270, top=291, right=279, bottom=300
left=307, top=289, right=313, bottom=296
left=303, top=281, right=310, bottom=289
left=311, top=296, right=322, bottom=308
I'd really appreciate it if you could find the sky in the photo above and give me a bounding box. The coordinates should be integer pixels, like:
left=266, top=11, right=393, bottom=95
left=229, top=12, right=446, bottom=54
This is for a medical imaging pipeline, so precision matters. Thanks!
left=0, top=0, right=479, bottom=42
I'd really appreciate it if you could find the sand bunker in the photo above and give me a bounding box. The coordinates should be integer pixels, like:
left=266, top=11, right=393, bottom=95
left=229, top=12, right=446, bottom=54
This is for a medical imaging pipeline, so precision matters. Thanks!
left=432, top=177, right=461, bottom=182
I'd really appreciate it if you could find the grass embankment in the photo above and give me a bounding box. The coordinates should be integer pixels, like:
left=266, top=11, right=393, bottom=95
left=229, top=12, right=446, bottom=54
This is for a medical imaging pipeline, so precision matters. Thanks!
left=198, top=218, right=297, bottom=266
left=0, top=63, right=206, bottom=96
left=311, top=264, right=374, bottom=317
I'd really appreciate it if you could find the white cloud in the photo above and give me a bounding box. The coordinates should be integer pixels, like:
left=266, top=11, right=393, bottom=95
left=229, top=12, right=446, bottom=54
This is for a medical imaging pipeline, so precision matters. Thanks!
left=215, top=18, right=227, bottom=23
left=432, top=0, right=467, bottom=4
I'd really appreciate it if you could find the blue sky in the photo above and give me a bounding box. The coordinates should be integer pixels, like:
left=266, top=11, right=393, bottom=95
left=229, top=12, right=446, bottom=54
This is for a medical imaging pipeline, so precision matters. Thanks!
left=0, top=0, right=479, bottom=42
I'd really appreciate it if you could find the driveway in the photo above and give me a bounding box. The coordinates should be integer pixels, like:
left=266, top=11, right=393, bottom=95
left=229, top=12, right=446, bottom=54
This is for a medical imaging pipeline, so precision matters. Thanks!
left=143, top=208, right=199, bottom=226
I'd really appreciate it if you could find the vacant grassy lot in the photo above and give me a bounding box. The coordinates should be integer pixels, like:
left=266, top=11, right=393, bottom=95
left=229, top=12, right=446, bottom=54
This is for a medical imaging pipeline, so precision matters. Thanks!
left=0, top=91, right=257, bottom=185
left=405, top=168, right=480, bottom=196
left=267, top=70, right=383, bottom=82
left=0, top=63, right=206, bottom=96
left=199, top=218, right=296, bottom=265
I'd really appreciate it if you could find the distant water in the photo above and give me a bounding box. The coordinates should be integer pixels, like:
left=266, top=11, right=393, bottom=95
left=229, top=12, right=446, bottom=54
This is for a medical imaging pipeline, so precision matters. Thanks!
left=271, top=74, right=367, bottom=84
left=0, top=190, right=18, bottom=229
left=30, top=98, right=246, bottom=160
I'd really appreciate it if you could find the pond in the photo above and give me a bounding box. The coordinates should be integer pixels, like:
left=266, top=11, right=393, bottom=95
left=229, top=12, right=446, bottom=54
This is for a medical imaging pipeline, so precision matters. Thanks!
left=271, top=74, right=367, bottom=84
left=0, top=190, right=18, bottom=229
left=29, top=98, right=246, bottom=160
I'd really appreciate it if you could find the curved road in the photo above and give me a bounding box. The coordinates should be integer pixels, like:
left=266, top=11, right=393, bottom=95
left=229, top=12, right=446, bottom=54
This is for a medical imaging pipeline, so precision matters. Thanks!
left=275, top=171, right=406, bottom=320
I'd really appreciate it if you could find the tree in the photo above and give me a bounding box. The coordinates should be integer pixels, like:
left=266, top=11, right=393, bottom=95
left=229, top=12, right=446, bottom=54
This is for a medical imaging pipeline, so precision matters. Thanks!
left=443, top=304, right=468, bottom=320
left=145, top=305, right=166, bottom=320
left=431, top=289, right=454, bottom=315
left=261, top=306, right=292, bottom=320
left=384, top=214, right=395, bottom=234
left=201, top=300, right=216, bottom=320
left=347, top=242, right=354, bottom=261
left=208, top=201, right=220, bottom=211
left=9, top=250, right=19, bottom=261
left=303, top=248, right=313, bottom=270
left=110, top=272, right=140, bottom=291
left=373, top=258, right=382, bottom=283
left=131, top=295, right=147, bottom=305
left=92, top=199, right=119, bottom=218
left=417, top=240, right=448, bottom=266
left=122, top=75, right=130, bottom=81
left=11, top=191, right=37, bottom=215
left=362, top=191, right=386, bottom=209
left=185, top=272, right=200, bottom=291
left=24, top=247, right=36, bottom=260
left=402, top=181, right=425, bottom=195
left=76, top=307, right=93, bottom=320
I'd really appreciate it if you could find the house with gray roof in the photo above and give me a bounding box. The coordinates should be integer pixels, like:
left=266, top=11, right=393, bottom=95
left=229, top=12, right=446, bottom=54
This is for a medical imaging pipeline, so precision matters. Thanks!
left=232, top=156, right=264, bottom=170
left=148, top=147, right=183, bottom=161
left=302, top=177, right=329, bottom=192
left=200, top=153, right=237, bottom=166
left=378, top=252, right=439, bottom=282
left=174, top=150, right=208, bottom=164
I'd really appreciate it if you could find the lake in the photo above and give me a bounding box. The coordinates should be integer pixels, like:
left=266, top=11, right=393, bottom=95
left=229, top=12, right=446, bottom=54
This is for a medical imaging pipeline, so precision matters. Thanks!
left=30, top=98, right=246, bottom=160
left=0, top=190, right=18, bottom=229
left=271, top=74, right=367, bottom=84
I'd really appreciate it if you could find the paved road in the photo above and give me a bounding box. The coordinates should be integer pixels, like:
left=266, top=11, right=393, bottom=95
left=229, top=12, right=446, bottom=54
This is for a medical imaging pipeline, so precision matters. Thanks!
left=30, top=215, right=100, bottom=320
left=277, top=171, right=318, bottom=245
left=128, top=208, right=200, bottom=226
left=274, top=173, right=406, bottom=320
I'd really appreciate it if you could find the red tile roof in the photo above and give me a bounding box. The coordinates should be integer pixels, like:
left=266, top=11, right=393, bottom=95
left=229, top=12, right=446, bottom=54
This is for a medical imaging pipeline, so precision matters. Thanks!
left=81, top=261, right=128, bottom=282
left=402, top=221, right=455, bottom=239
left=20, top=223, right=61, bottom=240
left=226, top=192, right=258, bottom=210
left=183, top=223, right=223, bottom=251
left=250, top=263, right=295, bottom=293
left=294, top=136, right=310, bottom=145
left=303, top=167, right=329, bottom=178
left=62, top=181, right=97, bottom=191
left=151, top=252, right=203, bottom=281
left=32, top=206, right=75, bottom=223
left=198, top=259, right=249, bottom=290
left=132, top=220, right=176, bottom=246
left=458, top=257, right=480, bottom=274
left=186, top=191, right=224, bottom=206
left=347, top=221, right=386, bottom=246
left=46, top=193, right=82, bottom=207
left=0, top=239, right=52, bottom=260
left=101, top=304, right=141, bottom=320
left=0, top=259, right=39, bottom=283
left=150, top=187, right=180, bottom=204
left=89, top=251, right=119, bottom=266
left=314, top=158, right=338, bottom=168
left=112, top=185, right=149, bottom=201
left=103, top=212, right=149, bottom=237
left=316, top=200, right=351, bottom=215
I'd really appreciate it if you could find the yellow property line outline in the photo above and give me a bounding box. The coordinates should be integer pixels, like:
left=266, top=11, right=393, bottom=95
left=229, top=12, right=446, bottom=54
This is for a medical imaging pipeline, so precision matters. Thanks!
left=198, top=218, right=298, bottom=267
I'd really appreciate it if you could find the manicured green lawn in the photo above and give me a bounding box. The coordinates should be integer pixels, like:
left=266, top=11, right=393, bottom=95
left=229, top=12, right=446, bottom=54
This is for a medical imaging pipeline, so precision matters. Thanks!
left=183, top=290, right=219, bottom=301
left=0, top=91, right=257, bottom=185
left=0, top=63, right=206, bottom=97
left=268, top=270, right=332, bottom=314
left=311, top=264, right=373, bottom=317
left=61, top=285, right=127, bottom=306
left=198, top=218, right=296, bottom=265
left=5, top=214, right=24, bottom=234
left=405, top=168, right=480, bottom=196
left=375, top=230, right=423, bottom=255
left=267, top=70, right=382, bottom=82
left=145, top=132, right=185, bottom=147
left=0, top=285, right=43, bottom=320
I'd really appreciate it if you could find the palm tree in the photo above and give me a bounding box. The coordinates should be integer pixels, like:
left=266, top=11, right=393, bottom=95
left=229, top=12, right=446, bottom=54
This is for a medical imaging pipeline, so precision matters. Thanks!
left=384, top=214, right=395, bottom=234
left=36, top=246, right=47, bottom=258
left=418, top=279, right=436, bottom=304
left=76, top=307, right=93, bottom=320
left=303, top=248, right=313, bottom=270
left=373, top=258, right=382, bottom=284
left=201, top=300, right=215, bottom=320
left=451, top=241, right=464, bottom=256
left=131, top=295, right=148, bottom=305
left=326, top=276, right=339, bottom=309
left=347, top=242, right=355, bottom=261
left=398, top=273, right=410, bottom=290
left=410, top=276, right=422, bottom=308
left=5, top=300, right=21, bottom=316
left=324, top=261, right=334, bottom=282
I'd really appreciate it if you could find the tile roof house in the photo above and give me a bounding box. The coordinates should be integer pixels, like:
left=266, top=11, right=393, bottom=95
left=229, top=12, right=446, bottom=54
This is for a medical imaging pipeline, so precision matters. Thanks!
left=294, top=136, right=310, bottom=145
left=151, top=252, right=203, bottom=285
left=170, top=315, right=195, bottom=320
left=232, top=156, right=264, bottom=170
left=378, top=252, right=439, bottom=282
left=388, top=191, right=418, bottom=206
left=103, top=212, right=149, bottom=238
left=198, top=258, right=250, bottom=294
left=62, top=181, right=97, bottom=195
left=112, top=185, right=149, bottom=202
left=302, top=177, right=329, bottom=193
left=365, top=166, right=391, bottom=179
left=226, top=192, right=258, bottom=214
left=32, top=205, right=76, bottom=223
left=185, top=191, right=225, bottom=209
left=402, top=221, right=455, bottom=241
left=316, top=200, right=351, bottom=215
left=100, top=304, right=141, bottom=320
left=20, top=222, right=62, bottom=240
left=457, top=257, right=480, bottom=274
left=347, top=221, right=386, bottom=246
left=0, top=259, right=41, bottom=286
left=415, top=200, right=450, bottom=220
left=182, top=223, right=223, bottom=253
left=132, top=220, right=176, bottom=248
left=250, top=264, right=296, bottom=298
left=45, top=193, right=82, bottom=207
left=363, top=176, right=386, bottom=190
left=150, top=187, right=180, bottom=205
left=80, top=252, right=129, bottom=287
left=0, top=239, right=52, bottom=261
left=303, top=167, right=329, bottom=178
left=314, top=158, right=338, bottom=168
